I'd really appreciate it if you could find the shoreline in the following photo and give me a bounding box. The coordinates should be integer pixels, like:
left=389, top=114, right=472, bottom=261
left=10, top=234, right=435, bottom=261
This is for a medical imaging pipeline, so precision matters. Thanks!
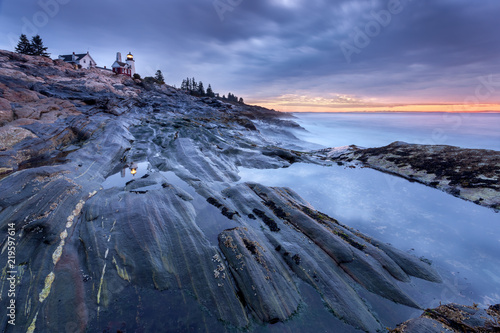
left=316, top=141, right=500, bottom=211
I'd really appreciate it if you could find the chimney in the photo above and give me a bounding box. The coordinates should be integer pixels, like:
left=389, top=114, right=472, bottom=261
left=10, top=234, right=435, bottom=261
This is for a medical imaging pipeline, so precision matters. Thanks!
left=116, top=52, right=122, bottom=63
left=72, top=52, right=76, bottom=61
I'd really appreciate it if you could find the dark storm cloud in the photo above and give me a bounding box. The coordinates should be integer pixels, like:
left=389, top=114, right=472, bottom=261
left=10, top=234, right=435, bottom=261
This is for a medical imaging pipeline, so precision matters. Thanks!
left=1, top=0, right=499, bottom=107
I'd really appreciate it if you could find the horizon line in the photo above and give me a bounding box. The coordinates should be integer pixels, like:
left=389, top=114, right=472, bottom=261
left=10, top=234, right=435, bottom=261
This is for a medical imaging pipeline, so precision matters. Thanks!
left=278, top=110, right=500, bottom=114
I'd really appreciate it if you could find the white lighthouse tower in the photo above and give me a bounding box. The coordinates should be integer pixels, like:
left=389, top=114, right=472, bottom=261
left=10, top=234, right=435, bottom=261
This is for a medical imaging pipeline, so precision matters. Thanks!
left=126, top=52, right=135, bottom=76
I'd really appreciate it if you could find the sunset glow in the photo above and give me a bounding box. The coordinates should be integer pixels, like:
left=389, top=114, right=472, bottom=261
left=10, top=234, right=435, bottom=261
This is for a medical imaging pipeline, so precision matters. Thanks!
left=251, top=100, right=500, bottom=113
left=248, top=93, right=500, bottom=113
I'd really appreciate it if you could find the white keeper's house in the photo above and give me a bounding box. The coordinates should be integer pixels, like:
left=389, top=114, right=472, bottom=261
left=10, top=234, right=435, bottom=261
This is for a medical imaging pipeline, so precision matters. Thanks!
left=58, top=52, right=96, bottom=69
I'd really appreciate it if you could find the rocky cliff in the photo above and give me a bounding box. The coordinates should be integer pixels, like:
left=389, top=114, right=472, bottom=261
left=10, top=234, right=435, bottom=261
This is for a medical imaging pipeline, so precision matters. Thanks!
left=0, top=50, right=497, bottom=332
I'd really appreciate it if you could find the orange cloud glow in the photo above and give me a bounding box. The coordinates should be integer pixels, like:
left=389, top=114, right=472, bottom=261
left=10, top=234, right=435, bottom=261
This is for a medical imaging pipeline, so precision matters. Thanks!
left=247, top=94, right=500, bottom=113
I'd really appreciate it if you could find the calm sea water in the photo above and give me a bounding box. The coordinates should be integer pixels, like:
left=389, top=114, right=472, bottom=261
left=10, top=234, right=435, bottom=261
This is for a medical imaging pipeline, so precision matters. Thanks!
left=289, top=112, right=500, bottom=150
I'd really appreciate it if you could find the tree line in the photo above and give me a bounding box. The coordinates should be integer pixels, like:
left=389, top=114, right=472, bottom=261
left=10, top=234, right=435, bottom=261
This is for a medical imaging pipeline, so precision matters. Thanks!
left=180, top=77, right=244, bottom=103
left=15, top=34, right=50, bottom=57
left=181, top=77, right=213, bottom=97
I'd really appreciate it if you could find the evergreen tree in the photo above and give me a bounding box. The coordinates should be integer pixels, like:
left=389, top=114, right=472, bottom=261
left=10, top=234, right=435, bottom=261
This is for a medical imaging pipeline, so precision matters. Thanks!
left=191, top=78, right=196, bottom=92
left=15, top=34, right=32, bottom=55
left=238, top=97, right=244, bottom=104
left=227, top=93, right=238, bottom=102
left=222, top=95, right=226, bottom=99
left=186, top=77, right=192, bottom=91
left=154, top=70, right=165, bottom=84
left=197, top=81, right=205, bottom=96
left=181, top=79, right=187, bottom=90
left=206, top=84, right=215, bottom=98
left=30, top=35, right=49, bottom=57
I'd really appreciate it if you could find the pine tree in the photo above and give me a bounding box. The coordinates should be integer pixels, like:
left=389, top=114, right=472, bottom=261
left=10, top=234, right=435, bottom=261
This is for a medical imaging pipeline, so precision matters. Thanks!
left=186, top=77, right=192, bottom=91
left=191, top=77, right=198, bottom=91
left=206, top=84, right=214, bottom=98
left=238, top=97, right=244, bottom=104
left=30, top=35, right=50, bottom=57
left=15, top=34, right=32, bottom=55
left=154, top=70, right=165, bottom=84
left=181, top=79, right=187, bottom=90
left=197, top=81, right=205, bottom=96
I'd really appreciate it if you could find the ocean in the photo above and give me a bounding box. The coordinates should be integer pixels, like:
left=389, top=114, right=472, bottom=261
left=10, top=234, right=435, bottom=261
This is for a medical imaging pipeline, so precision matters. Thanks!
left=288, top=112, right=500, bottom=151
left=238, top=112, right=500, bottom=329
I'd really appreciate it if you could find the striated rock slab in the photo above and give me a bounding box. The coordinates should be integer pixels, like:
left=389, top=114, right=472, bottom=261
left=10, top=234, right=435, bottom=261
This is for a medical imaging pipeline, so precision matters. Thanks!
left=317, top=141, right=500, bottom=211
left=81, top=186, right=249, bottom=329
left=0, top=112, right=135, bottom=332
left=219, top=227, right=301, bottom=323
left=266, top=233, right=382, bottom=331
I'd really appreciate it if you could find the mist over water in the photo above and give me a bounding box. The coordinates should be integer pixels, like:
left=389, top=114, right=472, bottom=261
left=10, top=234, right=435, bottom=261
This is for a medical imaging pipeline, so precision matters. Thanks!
left=290, top=112, right=500, bottom=150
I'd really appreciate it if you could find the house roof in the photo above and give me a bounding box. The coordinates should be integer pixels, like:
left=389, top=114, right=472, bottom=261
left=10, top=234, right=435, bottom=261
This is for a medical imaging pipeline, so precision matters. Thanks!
left=112, top=61, right=129, bottom=68
left=59, top=53, right=87, bottom=62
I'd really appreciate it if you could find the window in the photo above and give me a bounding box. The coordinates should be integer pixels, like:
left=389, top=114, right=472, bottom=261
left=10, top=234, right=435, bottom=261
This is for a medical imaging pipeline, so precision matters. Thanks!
left=83, top=59, right=86, bottom=63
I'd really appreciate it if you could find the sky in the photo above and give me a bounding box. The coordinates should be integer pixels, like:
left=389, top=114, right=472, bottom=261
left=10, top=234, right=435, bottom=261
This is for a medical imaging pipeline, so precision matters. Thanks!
left=1, top=0, right=500, bottom=112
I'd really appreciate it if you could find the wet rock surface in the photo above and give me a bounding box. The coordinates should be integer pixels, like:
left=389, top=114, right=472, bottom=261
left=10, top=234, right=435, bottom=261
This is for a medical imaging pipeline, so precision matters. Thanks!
left=0, top=50, right=496, bottom=332
left=391, top=303, right=500, bottom=332
left=317, top=141, right=500, bottom=211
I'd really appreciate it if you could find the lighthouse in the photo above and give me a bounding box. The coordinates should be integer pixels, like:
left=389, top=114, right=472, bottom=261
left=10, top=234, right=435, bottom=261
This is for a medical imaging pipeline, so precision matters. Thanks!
left=111, top=51, right=135, bottom=76
left=126, top=52, right=135, bottom=76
